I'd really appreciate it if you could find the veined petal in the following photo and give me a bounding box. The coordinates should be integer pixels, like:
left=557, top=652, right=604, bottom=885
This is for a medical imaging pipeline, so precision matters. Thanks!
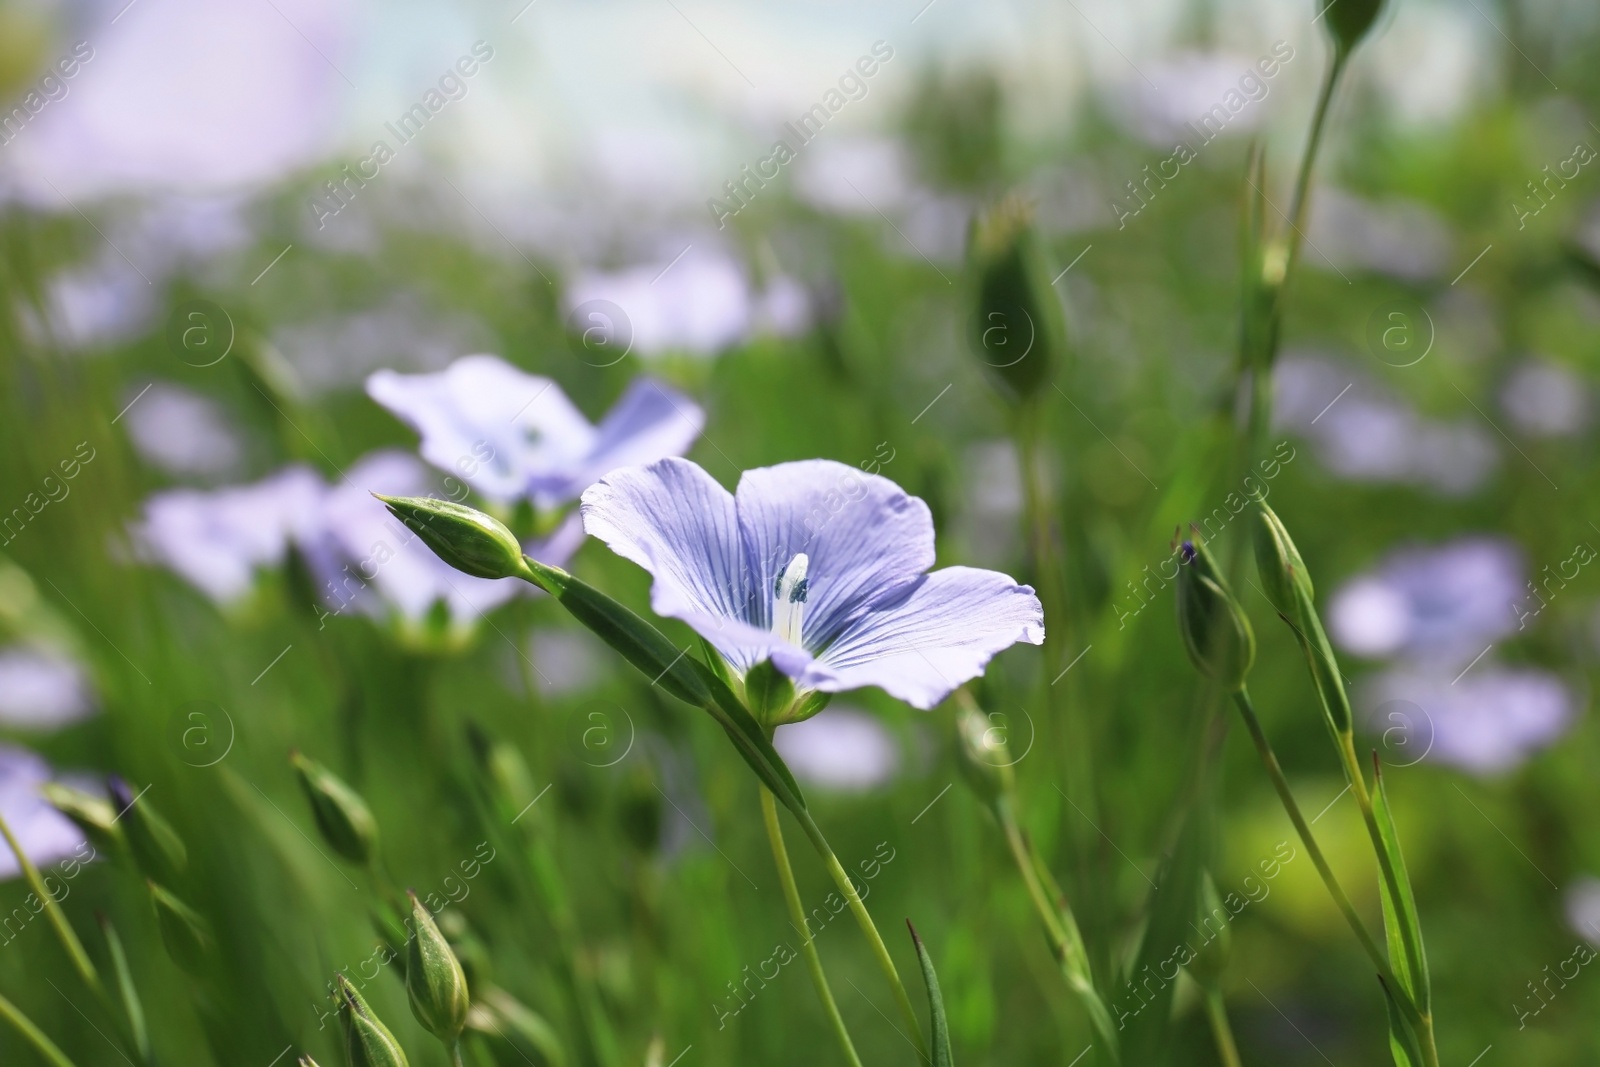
left=801, top=566, right=1044, bottom=710
left=582, top=458, right=776, bottom=669
left=532, top=377, right=705, bottom=506
left=734, top=460, right=935, bottom=646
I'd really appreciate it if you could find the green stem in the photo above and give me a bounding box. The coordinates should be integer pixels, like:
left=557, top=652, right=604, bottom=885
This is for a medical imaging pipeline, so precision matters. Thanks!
left=790, top=807, right=930, bottom=1061
left=759, top=788, right=864, bottom=1067
left=523, top=831, right=617, bottom=1067
left=1231, top=690, right=1412, bottom=1012
left=0, top=991, right=79, bottom=1067
left=450, top=1040, right=467, bottom=1067
left=1277, top=46, right=1347, bottom=313
left=1202, top=990, right=1243, bottom=1067
left=0, top=812, right=100, bottom=994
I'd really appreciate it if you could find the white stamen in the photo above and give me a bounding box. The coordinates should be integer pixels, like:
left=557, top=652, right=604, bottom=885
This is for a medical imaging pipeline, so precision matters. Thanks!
left=772, top=553, right=809, bottom=647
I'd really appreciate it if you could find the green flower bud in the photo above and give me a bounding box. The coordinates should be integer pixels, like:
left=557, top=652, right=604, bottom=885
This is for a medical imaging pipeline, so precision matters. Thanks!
left=298, top=1058, right=323, bottom=1067
left=405, top=892, right=470, bottom=1044
left=41, top=782, right=126, bottom=860
left=336, top=974, right=411, bottom=1067
left=148, top=882, right=210, bottom=974
left=743, top=660, right=796, bottom=725
left=375, top=494, right=528, bottom=581
left=291, top=752, right=378, bottom=866
left=967, top=196, right=1068, bottom=406
left=1251, top=502, right=1313, bottom=619
left=1174, top=537, right=1255, bottom=691
left=108, top=777, right=187, bottom=885
left=955, top=702, right=1013, bottom=806
left=1321, top=0, right=1386, bottom=55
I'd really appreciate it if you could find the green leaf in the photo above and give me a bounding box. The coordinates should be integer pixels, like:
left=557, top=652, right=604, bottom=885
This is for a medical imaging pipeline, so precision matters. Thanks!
left=99, top=916, right=151, bottom=1064
left=1121, top=811, right=1208, bottom=1064
left=1372, top=760, right=1431, bottom=1015
left=908, top=922, right=954, bottom=1067
left=1379, top=975, right=1425, bottom=1067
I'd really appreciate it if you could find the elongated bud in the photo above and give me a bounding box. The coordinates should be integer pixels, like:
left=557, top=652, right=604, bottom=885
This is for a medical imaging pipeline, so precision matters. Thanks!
left=149, top=882, right=210, bottom=974
left=291, top=752, right=378, bottom=866
left=405, top=892, right=470, bottom=1044
left=298, top=1058, right=323, bottom=1067
left=967, top=196, right=1067, bottom=406
left=109, top=777, right=187, bottom=885
left=336, top=974, right=411, bottom=1067
left=1322, top=0, right=1386, bottom=56
left=1174, top=537, right=1255, bottom=691
left=41, top=782, right=125, bottom=859
left=955, top=702, right=1013, bottom=806
left=1251, top=503, right=1313, bottom=618
left=375, top=495, right=527, bottom=581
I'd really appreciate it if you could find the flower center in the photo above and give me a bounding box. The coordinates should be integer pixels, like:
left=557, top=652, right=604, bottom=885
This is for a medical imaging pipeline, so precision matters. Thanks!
left=772, top=553, right=809, bottom=647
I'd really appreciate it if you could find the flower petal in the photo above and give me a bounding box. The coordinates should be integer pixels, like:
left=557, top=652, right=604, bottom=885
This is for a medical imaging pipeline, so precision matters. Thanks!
left=581, top=458, right=777, bottom=670
left=799, top=566, right=1044, bottom=710
left=734, top=460, right=935, bottom=647
left=531, top=377, right=704, bottom=506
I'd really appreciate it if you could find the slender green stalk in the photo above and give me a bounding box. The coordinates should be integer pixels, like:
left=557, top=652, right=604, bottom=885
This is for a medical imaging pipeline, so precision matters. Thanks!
left=759, top=787, right=864, bottom=1067
left=1276, top=47, right=1348, bottom=319
left=0, top=812, right=100, bottom=993
left=522, top=831, right=618, bottom=1067
left=1202, top=990, right=1243, bottom=1067
left=790, top=807, right=930, bottom=1061
left=450, top=1040, right=467, bottom=1067
left=0, top=991, right=79, bottom=1067
left=1231, top=690, right=1410, bottom=1009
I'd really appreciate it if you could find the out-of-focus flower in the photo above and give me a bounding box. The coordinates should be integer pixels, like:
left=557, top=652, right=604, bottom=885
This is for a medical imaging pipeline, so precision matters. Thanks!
left=1363, top=664, right=1573, bottom=775
left=18, top=254, right=157, bottom=352
left=123, top=383, right=245, bottom=479
left=581, top=457, right=1043, bottom=711
left=1565, top=877, right=1600, bottom=945
left=565, top=248, right=750, bottom=358
left=134, top=465, right=324, bottom=604
left=1501, top=359, right=1591, bottom=438
left=793, top=137, right=914, bottom=216
left=273, top=294, right=492, bottom=397
left=1118, top=52, right=1273, bottom=147
left=1306, top=189, right=1454, bottom=282
left=774, top=706, right=900, bottom=792
left=1328, top=537, right=1524, bottom=664
left=0, top=647, right=95, bottom=729
left=524, top=629, right=604, bottom=696
left=366, top=355, right=704, bottom=508
left=0, top=746, right=91, bottom=881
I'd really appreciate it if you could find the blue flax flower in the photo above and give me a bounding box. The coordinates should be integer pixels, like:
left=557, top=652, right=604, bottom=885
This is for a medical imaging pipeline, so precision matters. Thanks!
left=581, top=457, right=1044, bottom=711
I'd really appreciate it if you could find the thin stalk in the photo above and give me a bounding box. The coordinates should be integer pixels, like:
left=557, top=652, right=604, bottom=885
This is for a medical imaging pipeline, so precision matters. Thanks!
left=0, top=991, right=79, bottom=1067
left=523, top=833, right=618, bottom=1067
left=450, top=1040, right=467, bottom=1067
left=1231, top=689, right=1414, bottom=1016
left=1277, top=47, right=1347, bottom=313
left=790, top=807, right=930, bottom=1061
left=759, top=787, right=864, bottom=1067
left=0, top=811, right=100, bottom=993
left=1202, top=990, right=1243, bottom=1067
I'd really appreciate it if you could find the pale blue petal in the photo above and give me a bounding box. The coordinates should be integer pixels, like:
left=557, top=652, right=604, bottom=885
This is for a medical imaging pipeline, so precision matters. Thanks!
left=531, top=377, right=705, bottom=506
left=734, top=460, right=935, bottom=648
left=581, top=458, right=777, bottom=670
left=799, top=567, right=1044, bottom=710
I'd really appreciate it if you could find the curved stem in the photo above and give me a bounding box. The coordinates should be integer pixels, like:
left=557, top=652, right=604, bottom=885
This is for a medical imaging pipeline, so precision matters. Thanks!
left=0, top=812, right=100, bottom=995
left=759, top=788, right=863, bottom=1067
left=0, top=992, right=78, bottom=1067
left=1203, top=990, right=1243, bottom=1067
left=790, top=807, right=930, bottom=1061
left=1232, top=690, right=1409, bottom=1008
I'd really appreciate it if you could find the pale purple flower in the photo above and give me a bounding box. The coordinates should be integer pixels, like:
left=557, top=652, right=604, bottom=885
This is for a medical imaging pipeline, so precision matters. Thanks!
left=367, top=355, right=704, bottom=508
left=775, top=707, right=901, bottom=792
left=0, top=647, right=95, bottom=730
left=565, top=250, right=751, bottom=358
left=580, top=457, right=1044, bottom=710
left=1363, top=663, right=1573, bottom=776
left=0, top=746, right=90, bottom=882
left=123, top=383, right=245, bottom=479
left=134, top=465, right=324, bottom=603
left=1328, top=537, right=1525, bottom=666
left=1565, top=878, right=1600, bottom=946
left=1501, top=359, right=1590, bottom=438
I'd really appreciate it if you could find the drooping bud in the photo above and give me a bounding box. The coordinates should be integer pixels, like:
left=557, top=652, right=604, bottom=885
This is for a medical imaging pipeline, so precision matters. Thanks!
left=955, top=702, right=1013, bottom=807
left=1174, top=536, right=1255, bottom=692
left=108, top=777, right=187, bottom=885
left=1321, top=0, right=1387, bottom=56
left=291, top=752, right=378, bottom=866
left=967, top=196, right=1068, bottom=406
left=405, top=892, right=470, bottom=1045
left=148, top=882, right=211, bottom=974
left=375, top=495, right=527, bottom=581
left=41, top=782, right=125, bottom=860
left=336, top=974, right=411, bottom=1067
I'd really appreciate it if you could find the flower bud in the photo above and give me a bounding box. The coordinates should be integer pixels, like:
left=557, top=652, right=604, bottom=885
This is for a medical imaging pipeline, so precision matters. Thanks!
left=336, top=974, right=411, bottom=1067
left=41, top=782, right=125, bottom=860
left=148, top=882, right=210, bottom=975
left=291, top=752, right=378, bottom=866
left=405, top=892, right=470, bottom=1045
left=1174, top=537, right=1255, bottom=691
left=376, top=495, right=527, bottom=581
left=967, top=196, right=1068, bottom=406
left=297, top=1058, right=323, bottom=1067
left=744, top=660, right=796, bottom=725
left=1322, top=0, right=1386, bottom=55
left=108, top=777, right=187, bottom=885
left=955, top=702, right=1013, bottom=806
left=1251, top=502, right=1313, bottom=619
